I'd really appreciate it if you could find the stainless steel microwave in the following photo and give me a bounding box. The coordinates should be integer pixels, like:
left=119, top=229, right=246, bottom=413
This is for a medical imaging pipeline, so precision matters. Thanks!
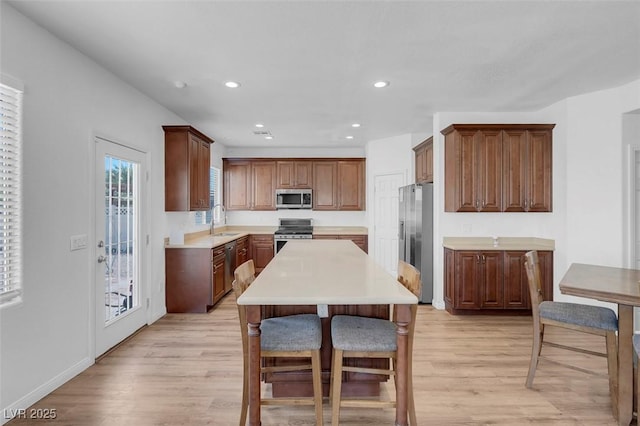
left=275, top=189, right=312, bottom=209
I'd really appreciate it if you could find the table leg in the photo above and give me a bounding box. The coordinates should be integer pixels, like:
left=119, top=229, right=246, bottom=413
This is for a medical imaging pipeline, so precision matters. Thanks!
left=617, top=304, right=633, bottom=426
left=247, top=305, right=262, bottom=426
left=395, top=304, right=410, bottom=426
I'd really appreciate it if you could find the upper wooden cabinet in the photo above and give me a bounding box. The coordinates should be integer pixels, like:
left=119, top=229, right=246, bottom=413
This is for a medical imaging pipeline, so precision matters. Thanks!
left=163, top=125, right=214, bottom=211
left=223, top=159, right=276, bottom=211
left=313, top=159, right=365, bottom=211
left=224, top=158, right=365, bottom=211
left=413, top=137, right=433, bottom=183
left=443, top=124, right=554, bottom=212
left=276, top=160, right=313, bottom=189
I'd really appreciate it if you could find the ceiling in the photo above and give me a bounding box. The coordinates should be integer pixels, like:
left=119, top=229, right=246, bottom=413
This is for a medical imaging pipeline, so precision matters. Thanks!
left=8, top=1, right=640, bottom=148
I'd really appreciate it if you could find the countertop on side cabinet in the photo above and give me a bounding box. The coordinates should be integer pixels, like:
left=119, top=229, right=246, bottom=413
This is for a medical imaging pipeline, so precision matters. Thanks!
left=313, top=226, right=368, bottom=235
left=165, top=226, right=277, bottom=249
left=443, top=237, right=555, bottom=251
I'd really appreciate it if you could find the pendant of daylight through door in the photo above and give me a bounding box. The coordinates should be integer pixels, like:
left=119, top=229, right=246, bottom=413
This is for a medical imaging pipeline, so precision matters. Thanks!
left=101, top=156, right=138, bottom=323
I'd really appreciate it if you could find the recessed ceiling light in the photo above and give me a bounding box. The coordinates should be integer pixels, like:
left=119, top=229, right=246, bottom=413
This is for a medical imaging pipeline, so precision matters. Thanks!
left=373, top=81, right=389, bottom=88
left=346, top=136, right=354, bottom=140
left=225, top=81, right=241, bottom=88
left=255, top=123, right=264, bottom=128
left=265, top=136, right=273, bottom=140
left=174, top=80, right=187, bottom=89
left=351, top=123, right=361, bottom=128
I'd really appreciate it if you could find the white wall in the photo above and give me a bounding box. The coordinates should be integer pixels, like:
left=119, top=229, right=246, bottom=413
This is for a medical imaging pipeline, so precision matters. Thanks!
left=0, top=3, right=181, bottom=418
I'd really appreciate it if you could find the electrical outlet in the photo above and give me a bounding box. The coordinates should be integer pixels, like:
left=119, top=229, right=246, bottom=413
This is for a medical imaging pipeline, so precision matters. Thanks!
left=317, top=304, right=329, bottom=318
left=70, top=234, right=88, bottom=251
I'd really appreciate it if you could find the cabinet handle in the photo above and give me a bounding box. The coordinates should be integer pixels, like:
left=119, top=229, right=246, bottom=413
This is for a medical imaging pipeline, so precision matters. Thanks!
left=524, top=199, right=528, bottom=209
left=475, top=200, right=479, bottom=209
left=476, top=254, right=480, bottom=263
left=482, top=255, right=486, bottom=263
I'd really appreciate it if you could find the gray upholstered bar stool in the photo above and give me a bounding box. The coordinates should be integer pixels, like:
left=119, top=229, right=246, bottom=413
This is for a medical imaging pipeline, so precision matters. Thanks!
left=232, top=260, right=324, bottom=426
left=524, top=251, right=619, bottom=417
left=329, top=260, right=420, bottom=426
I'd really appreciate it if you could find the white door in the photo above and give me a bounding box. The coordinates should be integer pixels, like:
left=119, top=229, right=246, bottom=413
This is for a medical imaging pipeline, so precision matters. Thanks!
left=373, top=172, right=405, bottom=275
left=95, top=137, right=147, bottom=357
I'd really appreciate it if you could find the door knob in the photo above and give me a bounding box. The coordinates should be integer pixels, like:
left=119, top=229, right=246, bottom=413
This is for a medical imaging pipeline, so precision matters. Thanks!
left=97, top=255, right=108, bottom=263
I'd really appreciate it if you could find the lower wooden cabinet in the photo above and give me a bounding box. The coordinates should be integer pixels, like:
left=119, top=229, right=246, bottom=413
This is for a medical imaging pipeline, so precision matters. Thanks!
left=444, top=248, right=553, bottom=314
left=166, top=247, right=227, bottom=313
left=235, top=236, right=249, bottom=268
left=250, top=234, right=274, bottom=274
left=313, top=234, right=368, bottom=253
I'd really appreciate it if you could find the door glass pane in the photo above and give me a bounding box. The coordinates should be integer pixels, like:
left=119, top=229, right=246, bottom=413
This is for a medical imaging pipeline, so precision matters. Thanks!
left=104, top=156, right=138, bottom=323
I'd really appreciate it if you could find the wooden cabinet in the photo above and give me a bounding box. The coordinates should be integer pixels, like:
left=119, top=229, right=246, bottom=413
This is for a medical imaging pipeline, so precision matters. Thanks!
left=502, top=128, right=553, bottom=212
left=276, top=160, right=313, bottom=188
left=312, top=161, right=338, bottom=209
left=313, top=159, right=365, bottom=210
left=250, top=234, right=274, bottom=274
left=443, top=124, right=554, bottom=212
left=165, top=247, right=226, bottom=313
left=212, top=246, right=226, bottom=303
left=444, top=248, right=553, bottom=314
left=313, top=234, right=368, bottom=253
left=163, top=125, right=214, bottom=211
left=413, top=137, right=433, bottom=183
left=236, top=236, right=249, bottom=268
left=224, top=157, right=365, bottom=211
left=223, top=159, right=276, bottom=211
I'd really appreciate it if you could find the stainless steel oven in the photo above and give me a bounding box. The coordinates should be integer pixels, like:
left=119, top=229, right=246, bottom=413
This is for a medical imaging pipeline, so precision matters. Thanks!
left=273, top=218, right=313, bottom=256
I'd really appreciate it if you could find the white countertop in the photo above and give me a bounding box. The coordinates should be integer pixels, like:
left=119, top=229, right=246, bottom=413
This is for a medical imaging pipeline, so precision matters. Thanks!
left=237, top=239, right=417, bottom=305
left=442, top=237, right=555, bottom=251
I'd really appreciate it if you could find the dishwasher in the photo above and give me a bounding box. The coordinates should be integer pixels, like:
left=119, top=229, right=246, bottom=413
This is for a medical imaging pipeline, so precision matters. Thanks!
left=224, top=241, right=237, bottom=293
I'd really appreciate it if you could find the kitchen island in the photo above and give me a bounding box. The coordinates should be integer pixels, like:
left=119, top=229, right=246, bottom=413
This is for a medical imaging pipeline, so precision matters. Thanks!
left=237, top=239, right=417, bottom=426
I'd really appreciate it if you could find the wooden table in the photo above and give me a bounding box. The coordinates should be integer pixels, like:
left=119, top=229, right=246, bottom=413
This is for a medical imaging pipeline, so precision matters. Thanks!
left=559, top=263, right=640, bottom=426
left=237, top=239, right=419, bottom=426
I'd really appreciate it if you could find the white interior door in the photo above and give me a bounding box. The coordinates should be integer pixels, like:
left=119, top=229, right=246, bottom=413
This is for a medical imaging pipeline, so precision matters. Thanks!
left=373, top=172, right=405, bottom=275
left=94, top=137, right=147, bottom=357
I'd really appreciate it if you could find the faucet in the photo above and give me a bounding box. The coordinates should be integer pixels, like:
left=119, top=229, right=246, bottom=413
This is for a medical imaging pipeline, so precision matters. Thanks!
left=210, top=204, right=226, bottom=234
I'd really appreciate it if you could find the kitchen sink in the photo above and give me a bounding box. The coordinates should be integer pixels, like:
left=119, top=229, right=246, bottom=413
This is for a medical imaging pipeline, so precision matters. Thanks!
left=215, top=232, right=239, bottom=237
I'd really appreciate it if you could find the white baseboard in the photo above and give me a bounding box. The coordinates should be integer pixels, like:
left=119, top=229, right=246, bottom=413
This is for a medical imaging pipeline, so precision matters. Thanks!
left=1, top=357, right=93, bottom=425
left=432, top=299, right=445, bottom=310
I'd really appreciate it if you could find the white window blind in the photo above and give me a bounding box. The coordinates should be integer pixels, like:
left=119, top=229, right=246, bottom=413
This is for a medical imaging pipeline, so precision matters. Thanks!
left=194, top=166, right=221, bottom=225
left=0, top=83, right=23, bottom=307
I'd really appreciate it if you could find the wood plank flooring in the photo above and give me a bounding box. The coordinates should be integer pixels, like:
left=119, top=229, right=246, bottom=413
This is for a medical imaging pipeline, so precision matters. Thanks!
left=8, top=294, right=632, bottom=425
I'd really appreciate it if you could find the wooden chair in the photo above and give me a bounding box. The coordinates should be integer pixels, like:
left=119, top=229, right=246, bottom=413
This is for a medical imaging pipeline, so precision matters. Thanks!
left=329, top=260, right=420, bottom=426
left=232, top=259, right=323, bottom=426
left=524, top=251, right=619, bottom=417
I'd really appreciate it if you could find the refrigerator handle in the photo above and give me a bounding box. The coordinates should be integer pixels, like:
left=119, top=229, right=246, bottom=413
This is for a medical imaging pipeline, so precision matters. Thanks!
left=399, top=221, right=404, bottom=239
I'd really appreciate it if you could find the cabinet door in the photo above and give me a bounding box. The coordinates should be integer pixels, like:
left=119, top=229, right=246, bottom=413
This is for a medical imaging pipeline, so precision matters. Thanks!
left=527, top=130, right=552, bottom=212
left=224, top=161, right=251, bottom=210
left=503, top=251, right=530, bottom=309
left=251, top=161, right=276, bottom=210
left=455, top=251, right=481, bottom=309
left=212, top=251, right=226, bottom=303
left=537, top=250, right=554, bottom=301
left=424, top=142, right=433, bottom=183
left=276, top=161, right=313, bottom=189
left=479, top=251, right=504, bottom=308
left=502, top=129, right=527, bottom=212
left=313, top=161, right=338, bottom=210
left=448, top=130, right=478, bottom=212
left=197, top=139, right=210, bottom=209
left=444, top=248, right=455, bottom=308
left=477, top=130, right=502, bottom=212
left=189, top=135, right=201, bottom=210
left=250, top=235, right=274, bottom=274
left=236, top=237, right=249, bottom=267
left=415, top=145, right=426, bottom=183
left=337, top=160, right=365, bottom=210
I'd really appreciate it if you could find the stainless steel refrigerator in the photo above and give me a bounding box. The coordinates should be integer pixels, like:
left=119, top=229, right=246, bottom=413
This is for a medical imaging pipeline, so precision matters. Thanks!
left=398, top=183, right=433, bottom=303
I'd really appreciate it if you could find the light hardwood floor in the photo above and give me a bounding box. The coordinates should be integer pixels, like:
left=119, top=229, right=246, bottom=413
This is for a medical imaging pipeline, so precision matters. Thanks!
left=8, top=294, right=632, bottom=425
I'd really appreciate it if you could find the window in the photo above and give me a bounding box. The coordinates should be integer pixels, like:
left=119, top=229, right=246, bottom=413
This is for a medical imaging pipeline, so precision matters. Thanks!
left=0, top=82, right=23, bottom=308
left=195, top=166, right=222, bottom=225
